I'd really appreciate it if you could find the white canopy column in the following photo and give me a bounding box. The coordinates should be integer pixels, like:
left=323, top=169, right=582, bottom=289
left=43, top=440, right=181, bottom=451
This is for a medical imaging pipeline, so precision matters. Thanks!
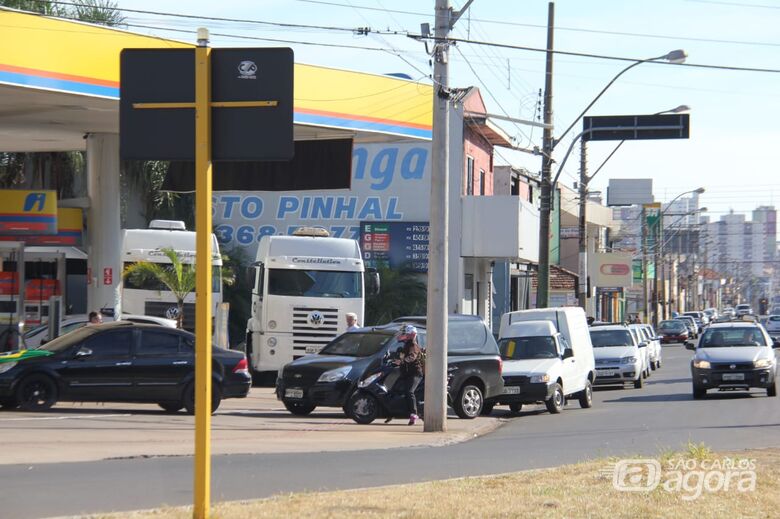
left=86, top=133, right=122, bottom=314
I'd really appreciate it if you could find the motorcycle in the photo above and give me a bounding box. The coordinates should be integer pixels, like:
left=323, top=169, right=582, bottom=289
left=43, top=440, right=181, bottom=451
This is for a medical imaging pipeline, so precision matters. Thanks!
left=347, top=351, right=425, bottom=424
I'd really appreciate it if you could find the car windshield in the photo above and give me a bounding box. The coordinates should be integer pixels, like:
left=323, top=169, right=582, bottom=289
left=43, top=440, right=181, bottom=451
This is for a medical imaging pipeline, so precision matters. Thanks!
left=498, top=336, right=558, bottom=360
left=659, top=321, right=685, bottom=331
left=318, top=332, right=392, bottom=357
left=23, top=323, right=48, bottom=339
left=699, top=327, right=767, bottom=348
left=35, top=326, right=99, bottom=353
left=267, top=269, right=362, bottom=298
left=589, top=329, right=633, bottom=347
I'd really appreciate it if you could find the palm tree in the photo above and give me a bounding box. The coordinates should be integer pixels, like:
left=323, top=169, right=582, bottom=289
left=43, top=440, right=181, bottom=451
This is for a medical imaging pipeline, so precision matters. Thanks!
left=123, top=248, right=195, bottom=329
left=365, top=267, right=427, bottom=325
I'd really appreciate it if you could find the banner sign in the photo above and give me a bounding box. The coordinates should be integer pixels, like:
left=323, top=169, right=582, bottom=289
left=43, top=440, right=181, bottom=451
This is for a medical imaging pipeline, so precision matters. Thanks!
left=360, top=221, right=429, bottom=272
left=213, top=142, right=431, bottom=258
left=590, top=252, right=634, bottom=288
left=0, top=190, right=57, bottom=234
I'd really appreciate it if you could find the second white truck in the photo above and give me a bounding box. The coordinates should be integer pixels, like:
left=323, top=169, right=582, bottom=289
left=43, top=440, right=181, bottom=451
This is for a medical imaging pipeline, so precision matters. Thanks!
left=246, top=228, right=377, bottom=383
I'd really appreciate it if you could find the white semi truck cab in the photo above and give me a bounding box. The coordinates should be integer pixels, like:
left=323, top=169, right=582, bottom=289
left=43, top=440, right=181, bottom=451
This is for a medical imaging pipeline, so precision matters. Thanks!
left=246, top=228, right=376, bottom=381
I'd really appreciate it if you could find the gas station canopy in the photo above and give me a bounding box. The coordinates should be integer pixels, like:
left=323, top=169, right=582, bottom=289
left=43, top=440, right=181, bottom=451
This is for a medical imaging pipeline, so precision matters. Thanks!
left=0, top=8, right=433, bottom=153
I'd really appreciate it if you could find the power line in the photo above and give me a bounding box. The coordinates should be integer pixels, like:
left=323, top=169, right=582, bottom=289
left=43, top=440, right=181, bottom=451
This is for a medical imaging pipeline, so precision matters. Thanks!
left=292, top=0, right=780, bottom=49
left=35, top=2, right=780, bottom=74
left=430, top=35, right=780, bottom=74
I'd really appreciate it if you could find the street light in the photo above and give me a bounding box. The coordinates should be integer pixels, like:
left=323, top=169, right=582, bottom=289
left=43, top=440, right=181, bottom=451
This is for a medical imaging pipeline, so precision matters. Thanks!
left=537, top=48, right=688, bottom=309
left=576, top=104, right=691, bottom=309
left=647, top=188, right=705, bottom=326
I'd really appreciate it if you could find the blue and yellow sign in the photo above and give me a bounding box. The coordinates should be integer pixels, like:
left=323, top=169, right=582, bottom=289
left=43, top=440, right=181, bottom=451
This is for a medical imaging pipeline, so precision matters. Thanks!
left=0, top=190, right=57, bottom=234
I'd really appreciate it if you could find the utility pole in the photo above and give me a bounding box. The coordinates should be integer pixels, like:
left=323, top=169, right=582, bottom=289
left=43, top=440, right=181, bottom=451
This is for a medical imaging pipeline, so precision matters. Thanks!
left=536, top=1, right=555, bottom=309
left=577, top=140, right=588, bottom=309
left=653, top=214, right=661, bottom=327
left=641, top=206, right=648, bottom=323
left=424, top=0, right=473, bottom=433
left=424, top=0, right=451, bottom=434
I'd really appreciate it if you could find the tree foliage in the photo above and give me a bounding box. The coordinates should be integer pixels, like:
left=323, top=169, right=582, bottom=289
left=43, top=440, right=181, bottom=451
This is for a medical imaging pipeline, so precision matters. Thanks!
left=122, top=248, right=195, bottom=329
left=364, top=268, right=427, bottom=326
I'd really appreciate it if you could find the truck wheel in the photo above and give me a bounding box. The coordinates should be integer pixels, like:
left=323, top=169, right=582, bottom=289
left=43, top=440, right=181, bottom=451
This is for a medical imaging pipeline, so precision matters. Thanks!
left=17, top=374, right=58, bottom=411
left=347, top=392, right=378, bottom=424
left=578, top=381, right=593, bottom=408
left=183, top=382, right=222, bottom=415
left=454, top=384, right=483, bottom=419
left=545, top=383, right=564, bottom=414
left=283, top=400, right=316, bottom=416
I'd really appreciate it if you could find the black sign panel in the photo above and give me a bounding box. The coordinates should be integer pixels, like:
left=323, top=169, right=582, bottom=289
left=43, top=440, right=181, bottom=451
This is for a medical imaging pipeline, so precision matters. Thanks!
left=582, top=114, right=690, bottom=142
left=120, top=47, right=294, bottom=161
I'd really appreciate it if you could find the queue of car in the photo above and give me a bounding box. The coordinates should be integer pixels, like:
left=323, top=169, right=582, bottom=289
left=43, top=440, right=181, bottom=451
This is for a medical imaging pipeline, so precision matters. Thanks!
left=2, top=302, right=777, bottom=419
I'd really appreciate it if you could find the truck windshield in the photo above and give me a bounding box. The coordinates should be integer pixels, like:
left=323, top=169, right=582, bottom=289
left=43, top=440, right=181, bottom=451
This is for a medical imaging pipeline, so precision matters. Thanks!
left=123, top=263, right=222, bottom=293
left=267, top=269, right=362, bottom=298
left=499, top=336, right=558, bottom=360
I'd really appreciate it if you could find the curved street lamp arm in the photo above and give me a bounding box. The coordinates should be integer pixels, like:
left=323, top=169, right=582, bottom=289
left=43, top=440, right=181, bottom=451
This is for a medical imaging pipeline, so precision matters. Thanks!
left=555, top=54, right=669, bottom=147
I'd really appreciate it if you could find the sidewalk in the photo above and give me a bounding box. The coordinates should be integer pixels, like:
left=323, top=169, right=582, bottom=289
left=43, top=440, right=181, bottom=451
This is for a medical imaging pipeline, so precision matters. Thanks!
left=0, top=388, right=504, bottom=465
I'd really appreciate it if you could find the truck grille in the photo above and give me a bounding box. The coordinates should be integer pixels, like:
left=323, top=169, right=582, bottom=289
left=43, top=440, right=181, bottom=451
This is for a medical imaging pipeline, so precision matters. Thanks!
left=144, top=301, right=196, bottom=331
left=291, top=306, right=340, bottom=358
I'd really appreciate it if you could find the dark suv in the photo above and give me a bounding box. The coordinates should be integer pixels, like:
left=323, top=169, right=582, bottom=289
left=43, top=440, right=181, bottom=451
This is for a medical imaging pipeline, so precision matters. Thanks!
left=276, top=314, right=504, bottom=419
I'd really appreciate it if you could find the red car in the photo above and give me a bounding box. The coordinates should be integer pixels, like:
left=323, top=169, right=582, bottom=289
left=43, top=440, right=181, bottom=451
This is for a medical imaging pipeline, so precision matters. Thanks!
left=658, top=320, right=689, bottom=344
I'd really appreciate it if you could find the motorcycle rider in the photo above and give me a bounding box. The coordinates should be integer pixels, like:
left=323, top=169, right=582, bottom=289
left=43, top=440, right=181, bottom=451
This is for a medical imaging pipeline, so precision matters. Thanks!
left=388, top=324, right=424, bottom=425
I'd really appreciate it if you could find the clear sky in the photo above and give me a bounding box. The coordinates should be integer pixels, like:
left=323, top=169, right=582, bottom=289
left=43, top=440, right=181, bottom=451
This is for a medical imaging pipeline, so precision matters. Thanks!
left=117, top=0, right=780, bottom=221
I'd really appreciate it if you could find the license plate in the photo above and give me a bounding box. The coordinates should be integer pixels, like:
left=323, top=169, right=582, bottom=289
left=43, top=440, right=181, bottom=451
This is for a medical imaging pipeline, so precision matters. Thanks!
left=722, top=373, right=745, bottom=381
left=502, top=386, right=521, bottom=395
left=597, top=369, right=618, bottom=376
left=284, top=388, right=304, bottom=399
left=305, top=346, right=321, bottom=354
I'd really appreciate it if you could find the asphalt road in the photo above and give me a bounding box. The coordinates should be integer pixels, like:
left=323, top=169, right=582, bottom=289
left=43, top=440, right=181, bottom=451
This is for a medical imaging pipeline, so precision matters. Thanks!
left=4, top=343, right=780, bottom=519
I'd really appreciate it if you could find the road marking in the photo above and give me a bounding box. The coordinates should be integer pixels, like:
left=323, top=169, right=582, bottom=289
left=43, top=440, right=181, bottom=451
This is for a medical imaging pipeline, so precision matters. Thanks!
left=0, top=414, right=132, bottom=421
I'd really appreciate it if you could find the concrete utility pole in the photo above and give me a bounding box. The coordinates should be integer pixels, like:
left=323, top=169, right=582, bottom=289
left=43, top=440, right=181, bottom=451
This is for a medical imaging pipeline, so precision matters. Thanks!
left=536, top=1, right=555, bottom=309
left=577, top=140, right=588, bottom=309
left=642, top=206, right=649, bottom=323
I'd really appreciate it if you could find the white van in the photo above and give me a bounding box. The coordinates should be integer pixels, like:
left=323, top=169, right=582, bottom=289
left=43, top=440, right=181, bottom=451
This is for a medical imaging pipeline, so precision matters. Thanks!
left=492, top=307, right=596, bottom=414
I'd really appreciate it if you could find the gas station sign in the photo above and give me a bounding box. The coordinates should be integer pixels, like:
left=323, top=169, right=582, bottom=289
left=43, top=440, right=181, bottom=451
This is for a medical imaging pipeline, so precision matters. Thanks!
left=0, top=190, right=57, bottom=234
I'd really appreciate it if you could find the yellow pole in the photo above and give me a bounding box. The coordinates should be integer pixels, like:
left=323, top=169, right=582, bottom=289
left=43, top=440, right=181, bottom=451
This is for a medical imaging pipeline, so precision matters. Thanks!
left=193, top=30, right=213, bottom=519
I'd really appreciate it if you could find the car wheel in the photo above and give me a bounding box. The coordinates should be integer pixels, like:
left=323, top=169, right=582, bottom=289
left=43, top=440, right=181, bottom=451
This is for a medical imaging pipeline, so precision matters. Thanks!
left=634, top=375, right=644, bottom=389
left=656, top=359, right=662, bottom=369
left=692, top=384, right=706, bottom=399
left=480, top=402, right=495, bottom=416
left=650, top=360, right=657, bottom=371
left=545, top=383, right=564, bottom=414
left=283, top=400, right=316, bottom=416
left=767, top=382, right=777, bottom=397
left=509, top=402, right=523, bottom=414
left=158, top=402, right=183, bottom=413
left=578, top=381, right=593, bottom=409
left=454, top=384, right=483, bottom=419
left=16, top=374, right=58, bottom=411
left=183, top=382, right=222, bottom=415
left=347, top=392, right=378, bottom=424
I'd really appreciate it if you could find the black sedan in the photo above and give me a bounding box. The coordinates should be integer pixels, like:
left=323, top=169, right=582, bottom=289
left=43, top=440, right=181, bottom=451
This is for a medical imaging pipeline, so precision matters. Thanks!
left=0, top=321, right=251, bottom=413
left=277, top=327, right=399, bottom=416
